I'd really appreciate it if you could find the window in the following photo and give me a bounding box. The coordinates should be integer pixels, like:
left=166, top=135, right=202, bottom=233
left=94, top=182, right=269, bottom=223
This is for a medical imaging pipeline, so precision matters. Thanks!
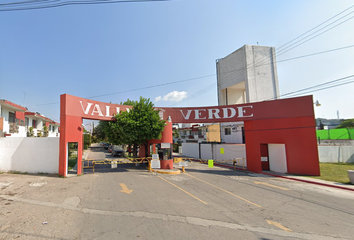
left=33, top=120, right=37, bottom=129
left=25, top=117, right=29, bottom=127
left=225, top=128, right=231, bottom=135
left=9, top=112, right=15, bottom=133
left=9, top=112, right=15, bottom=123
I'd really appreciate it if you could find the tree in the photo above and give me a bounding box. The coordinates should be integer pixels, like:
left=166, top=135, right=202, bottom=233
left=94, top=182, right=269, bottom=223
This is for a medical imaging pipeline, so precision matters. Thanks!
left=173, top=128, right=180, bottom=139
left=107, top=97, right=166, bottom=158
left=336, top=119, right=354, bottom=129
left=92, top=121, right=110, bottom=142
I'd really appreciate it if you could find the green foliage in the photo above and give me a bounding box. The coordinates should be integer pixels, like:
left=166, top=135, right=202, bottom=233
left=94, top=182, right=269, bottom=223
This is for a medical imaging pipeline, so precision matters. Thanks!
left=43, top=126, right=48, bottom=137
left=336, top=119, right=354, bottom=129
left=83, top=134, right=91, bottom=146
left=106, top=97, right=166, bottom=157
left=68, top=159, right=77, bottom=170
left=173, top=128, right=180, bottom=139
left=173, top=143, right=181, bottom=153
left=93, top=121, right=110, bottom=142
left=120, top=99, right=135, bottom=106
left=28, top=127, right=34, bottom=137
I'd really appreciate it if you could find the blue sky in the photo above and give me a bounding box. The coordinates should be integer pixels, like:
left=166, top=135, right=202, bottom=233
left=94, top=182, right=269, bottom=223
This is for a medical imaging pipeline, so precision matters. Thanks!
left=1, top=0, right=354, bottom=128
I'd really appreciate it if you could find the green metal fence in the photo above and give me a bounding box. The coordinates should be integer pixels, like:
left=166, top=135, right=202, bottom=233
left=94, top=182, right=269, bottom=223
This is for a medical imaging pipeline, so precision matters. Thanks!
left=316, top=128, right=354, bottom=140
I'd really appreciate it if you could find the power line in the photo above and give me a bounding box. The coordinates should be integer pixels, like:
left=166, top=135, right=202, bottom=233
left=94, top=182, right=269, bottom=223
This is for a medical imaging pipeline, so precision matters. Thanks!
left=268, top=74, right=354, bottom=100
left=171, top=44, right=354, bottom=106
left=29, top=43, right=354, bottom=108
left=283, top=78, right=354, bottom=98
left=0, top=0, right=170, bottom=11
left=277, top=4, right=354, bottom=51
left=277, top=44, right=354, bottom=63
left=253, top=4, right=354, bottom=69
left=277, top=14, right=354, bottom=57
left=86, top=74, right=215, bottom=99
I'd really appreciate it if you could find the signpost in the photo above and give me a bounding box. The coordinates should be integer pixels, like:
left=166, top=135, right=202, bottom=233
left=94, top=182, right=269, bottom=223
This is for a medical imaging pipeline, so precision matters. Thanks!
left=161, top=143, right=170, bottom=149
left=179, top=161, right=188, bottom=167
left=208, top=160, right=214, bottom=168
left=111, top=161, right=117, bottom=169
left=151, top=159, right=160, bottom=175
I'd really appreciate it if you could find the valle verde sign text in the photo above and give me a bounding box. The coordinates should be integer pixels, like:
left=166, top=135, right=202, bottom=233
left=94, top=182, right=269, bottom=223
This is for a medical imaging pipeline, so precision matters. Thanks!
left=62, top=94, right=314, bottom=123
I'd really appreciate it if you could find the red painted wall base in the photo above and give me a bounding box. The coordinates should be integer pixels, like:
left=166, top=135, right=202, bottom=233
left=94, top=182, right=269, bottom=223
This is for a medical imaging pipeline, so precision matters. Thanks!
left=160, top=159, right=173, bottom=169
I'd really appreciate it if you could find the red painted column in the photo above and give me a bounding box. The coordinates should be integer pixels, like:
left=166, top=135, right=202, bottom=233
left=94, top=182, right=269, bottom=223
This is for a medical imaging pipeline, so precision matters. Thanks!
left=59, top=95, right=67, bottom=177
left=59, top=95, right=84, bottom=177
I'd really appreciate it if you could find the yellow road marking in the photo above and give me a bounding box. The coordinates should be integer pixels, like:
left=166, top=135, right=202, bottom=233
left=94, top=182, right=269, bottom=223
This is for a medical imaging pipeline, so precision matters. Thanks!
left=158, top=176, right=207, bottom=205
left=254, top=182, right=289, bottom=191
left=185, top=173, right=261, bottom=208
left=119, top=183, right=133, bottom=194
left=266, top=220, right=292, bottom=232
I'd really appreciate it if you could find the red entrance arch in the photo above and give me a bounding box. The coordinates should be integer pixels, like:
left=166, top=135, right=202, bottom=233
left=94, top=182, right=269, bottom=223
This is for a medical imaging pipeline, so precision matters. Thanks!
left=59, top=94, right=320, bottom=177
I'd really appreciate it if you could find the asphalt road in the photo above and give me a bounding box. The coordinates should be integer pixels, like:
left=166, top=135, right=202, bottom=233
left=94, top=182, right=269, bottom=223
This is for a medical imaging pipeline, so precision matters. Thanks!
left=1, top=147, right=354, bottom=240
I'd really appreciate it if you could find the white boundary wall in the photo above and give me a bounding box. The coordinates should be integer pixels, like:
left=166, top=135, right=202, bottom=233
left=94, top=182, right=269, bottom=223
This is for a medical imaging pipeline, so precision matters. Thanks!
left=318, top=146, right=354, bottom=163
left=182, top=143, right=246, bottom=166
left=183, top=143, right=354, bottom=167
left=0, top=137, right=59, bottom=174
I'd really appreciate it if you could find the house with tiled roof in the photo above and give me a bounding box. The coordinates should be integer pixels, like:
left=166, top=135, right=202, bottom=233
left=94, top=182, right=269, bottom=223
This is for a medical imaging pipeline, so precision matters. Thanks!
left=0, top=99, right=27, bottom=137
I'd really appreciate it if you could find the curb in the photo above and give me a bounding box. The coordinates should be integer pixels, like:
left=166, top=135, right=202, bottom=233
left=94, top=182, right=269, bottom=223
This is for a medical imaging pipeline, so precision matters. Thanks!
left=260, top=172, right=354, bottom=192
left=147, top=167, right=181, bottom=175
left=150, top=169, right=181, bottom=175
left=189, top=159, right=354, bottom=192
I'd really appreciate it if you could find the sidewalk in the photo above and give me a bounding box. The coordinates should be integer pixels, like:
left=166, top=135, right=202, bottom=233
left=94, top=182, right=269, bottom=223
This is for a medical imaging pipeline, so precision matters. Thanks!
left=172, top=153, right=354, bottom=192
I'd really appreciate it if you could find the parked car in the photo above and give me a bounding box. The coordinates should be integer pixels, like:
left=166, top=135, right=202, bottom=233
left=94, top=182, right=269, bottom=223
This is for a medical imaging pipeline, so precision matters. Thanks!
left=112, top=145, right=125, bottom=157
left=104, top=143, right=110, bottom=150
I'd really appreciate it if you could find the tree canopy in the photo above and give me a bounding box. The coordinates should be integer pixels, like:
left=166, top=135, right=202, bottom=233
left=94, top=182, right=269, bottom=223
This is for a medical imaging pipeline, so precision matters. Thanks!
left=97, top=97, right=166, bottom=157
left=336, top=119, right=354, bottom=129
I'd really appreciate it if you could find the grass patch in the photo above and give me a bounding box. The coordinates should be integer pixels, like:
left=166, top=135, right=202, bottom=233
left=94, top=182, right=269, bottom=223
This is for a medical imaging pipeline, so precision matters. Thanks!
left=309, top=163, right=354, bottom=184
left=68, top=157, right=77, bottom=170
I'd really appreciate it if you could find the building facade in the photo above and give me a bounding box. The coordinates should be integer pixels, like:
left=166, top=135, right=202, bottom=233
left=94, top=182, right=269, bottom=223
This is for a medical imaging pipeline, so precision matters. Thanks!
left=0, top=99, right=60, bottom=138
left=216, top=45, right=280, bottom=143
left=0, top=100, right=27, bottom=137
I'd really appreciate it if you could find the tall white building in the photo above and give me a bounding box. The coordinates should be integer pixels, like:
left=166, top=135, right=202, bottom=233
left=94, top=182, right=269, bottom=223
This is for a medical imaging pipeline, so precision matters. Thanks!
left=216, top=45, right=280, bottom=143
left=217, top=45, right=279, bottom=105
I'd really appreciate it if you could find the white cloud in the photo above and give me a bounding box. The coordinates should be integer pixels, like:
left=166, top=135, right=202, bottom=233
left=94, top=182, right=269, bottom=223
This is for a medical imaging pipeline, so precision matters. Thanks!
left=157, top=91, right=187, bottom=102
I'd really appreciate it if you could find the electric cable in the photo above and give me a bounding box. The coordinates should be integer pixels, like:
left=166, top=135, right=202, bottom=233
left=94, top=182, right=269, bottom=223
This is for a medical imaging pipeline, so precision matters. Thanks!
left=0, top=0, right=170, bottom=11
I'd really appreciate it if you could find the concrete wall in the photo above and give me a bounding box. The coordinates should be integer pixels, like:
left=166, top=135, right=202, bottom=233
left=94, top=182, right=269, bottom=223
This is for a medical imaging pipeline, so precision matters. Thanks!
left=182, top=143, right=246, bottom=166
left=182, top=143, right=199, bottom=158
left=217, top=45, right=279, bottom=105
left=0, top=137, right=59, bottom=174
left=0, top=107, right=10, bottom=134
left=220, top=122, right=244, bottom=144
left=318, top=146, right=354, bottom=163
left=319, top=140, right=354, bottom=146
left=206, top=124, right=221, bottom=142
left=244, top=45, right=279, bottom=103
